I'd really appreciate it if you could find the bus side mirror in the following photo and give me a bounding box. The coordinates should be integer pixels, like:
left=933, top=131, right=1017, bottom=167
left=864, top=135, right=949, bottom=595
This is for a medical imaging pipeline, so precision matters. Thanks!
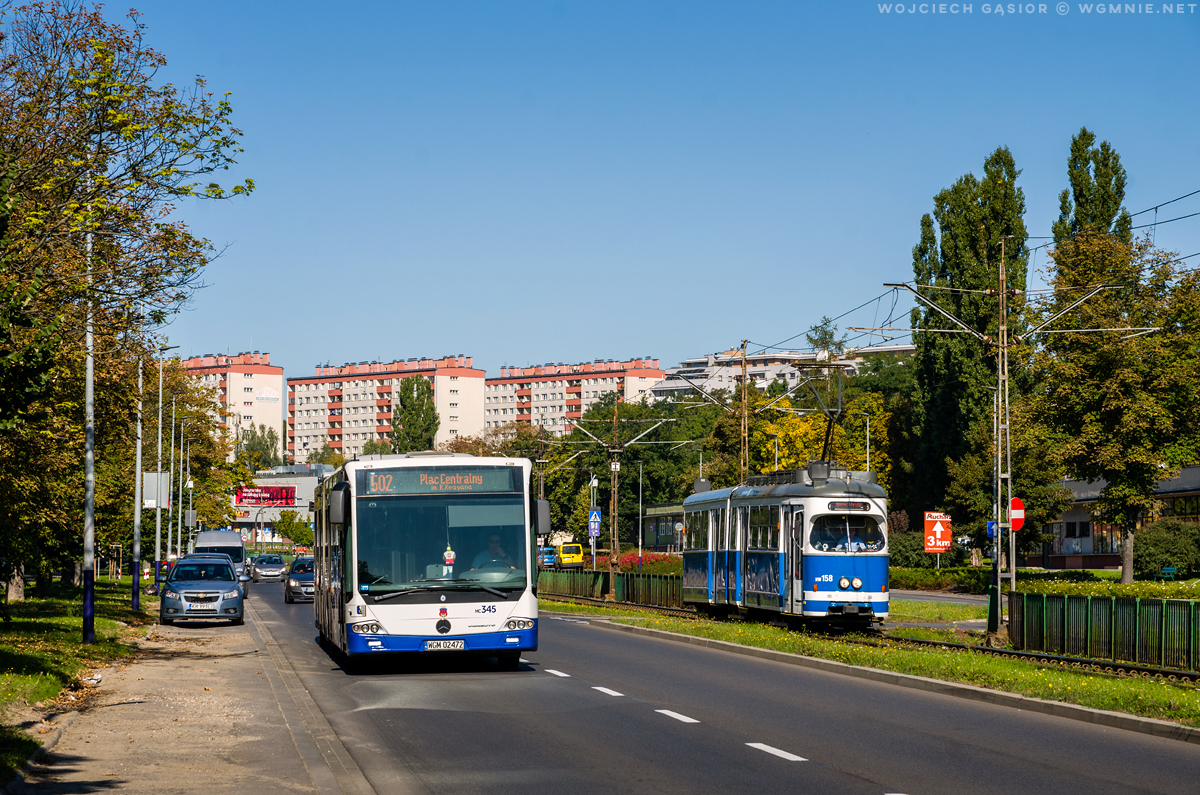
left=329, top=482, right=351, bottom=525
left=536, top=499, right=551, bottom=537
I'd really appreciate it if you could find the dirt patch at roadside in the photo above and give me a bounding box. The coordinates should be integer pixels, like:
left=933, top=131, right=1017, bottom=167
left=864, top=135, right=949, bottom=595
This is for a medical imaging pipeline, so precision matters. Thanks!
left=15, top=622, right=316, bottom=793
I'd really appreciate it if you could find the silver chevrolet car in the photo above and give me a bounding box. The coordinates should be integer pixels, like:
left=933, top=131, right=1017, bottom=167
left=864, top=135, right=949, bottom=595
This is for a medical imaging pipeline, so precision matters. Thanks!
left=251, top=554, right=287, bottom=583
left=159, top=556, right=250, bottom=626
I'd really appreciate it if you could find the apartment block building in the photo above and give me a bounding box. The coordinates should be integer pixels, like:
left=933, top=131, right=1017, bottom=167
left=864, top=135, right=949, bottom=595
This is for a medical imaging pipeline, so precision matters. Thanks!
left=484, top=358, right=663, bottom=436
left=183, top=352, right=286, bottom=463
left=286, top=355, right=484, bottom=460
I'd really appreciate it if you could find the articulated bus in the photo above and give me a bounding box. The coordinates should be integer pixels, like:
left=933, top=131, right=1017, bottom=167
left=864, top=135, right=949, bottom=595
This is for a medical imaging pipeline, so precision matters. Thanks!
left=314, top=452, right=549, bottom=668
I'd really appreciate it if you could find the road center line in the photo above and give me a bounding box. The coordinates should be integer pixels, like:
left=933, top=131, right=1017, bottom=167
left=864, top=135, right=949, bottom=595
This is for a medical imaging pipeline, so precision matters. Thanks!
left=592, top=686, right=624, bottom=697
left=545, top=669, right=571, bottom=677
left=655, top=709, right=700, bottom=723
left=746, top=742, right=807, bottom=762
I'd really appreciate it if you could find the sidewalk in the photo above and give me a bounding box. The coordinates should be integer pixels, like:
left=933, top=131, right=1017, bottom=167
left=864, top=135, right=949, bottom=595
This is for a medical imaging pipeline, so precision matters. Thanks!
left=12, top=604, right=371, bottom=794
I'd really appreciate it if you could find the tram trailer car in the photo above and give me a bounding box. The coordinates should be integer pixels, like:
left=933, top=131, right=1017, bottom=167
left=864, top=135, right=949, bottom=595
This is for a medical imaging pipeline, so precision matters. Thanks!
left=314, top=452, right=550, bottom=668
left=681, top=461, right=888, bottom=627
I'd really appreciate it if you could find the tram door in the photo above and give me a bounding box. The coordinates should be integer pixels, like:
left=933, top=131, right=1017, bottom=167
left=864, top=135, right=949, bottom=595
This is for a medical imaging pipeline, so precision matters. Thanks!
left=714, top=508, right=734, bottom=605
left=786, top=508, right=805, bottom=614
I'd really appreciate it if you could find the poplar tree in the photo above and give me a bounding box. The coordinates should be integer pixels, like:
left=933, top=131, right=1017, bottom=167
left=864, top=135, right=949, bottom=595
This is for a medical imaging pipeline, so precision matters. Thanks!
left=896, top=147, right=1028, bottom=519
left=390, top=376, right=440, bottom=453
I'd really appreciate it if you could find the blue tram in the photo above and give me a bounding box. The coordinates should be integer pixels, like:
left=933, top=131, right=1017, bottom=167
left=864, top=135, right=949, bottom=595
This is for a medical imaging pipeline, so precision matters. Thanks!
left=681, top=461, right=888, bottom=625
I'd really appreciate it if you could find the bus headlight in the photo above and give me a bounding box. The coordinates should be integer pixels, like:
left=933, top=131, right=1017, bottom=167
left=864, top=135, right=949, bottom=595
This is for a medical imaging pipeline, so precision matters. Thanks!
left=505, top=619, right=534, bottom=630
left=838, top=577, right=850, bottom=590
left=351, top=621, right=382, bottom=634
left=851, top=577, right=863, bottom=590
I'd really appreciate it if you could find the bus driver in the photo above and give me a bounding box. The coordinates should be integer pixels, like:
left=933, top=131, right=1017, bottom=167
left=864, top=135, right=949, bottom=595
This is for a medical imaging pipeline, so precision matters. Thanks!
left=470, top=534, right=514, bottom=570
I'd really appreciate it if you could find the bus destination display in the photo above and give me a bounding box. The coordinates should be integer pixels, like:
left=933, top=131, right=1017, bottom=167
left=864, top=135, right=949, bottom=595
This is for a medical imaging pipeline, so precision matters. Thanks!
left=358, top=467, right=518, bottom=495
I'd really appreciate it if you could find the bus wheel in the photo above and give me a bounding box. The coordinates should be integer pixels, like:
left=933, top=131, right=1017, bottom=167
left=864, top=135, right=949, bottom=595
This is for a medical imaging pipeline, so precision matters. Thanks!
left=496, top=653, right=520, bottom=671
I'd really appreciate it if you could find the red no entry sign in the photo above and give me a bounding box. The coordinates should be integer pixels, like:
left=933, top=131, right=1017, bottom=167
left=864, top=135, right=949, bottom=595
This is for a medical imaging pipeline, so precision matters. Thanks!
left=1010, top=498, right=1025, bottom=532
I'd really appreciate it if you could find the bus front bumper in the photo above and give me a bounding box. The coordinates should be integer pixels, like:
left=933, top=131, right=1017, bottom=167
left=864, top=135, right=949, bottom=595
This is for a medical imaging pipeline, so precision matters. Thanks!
left=347, top=627, right=538, bottom=655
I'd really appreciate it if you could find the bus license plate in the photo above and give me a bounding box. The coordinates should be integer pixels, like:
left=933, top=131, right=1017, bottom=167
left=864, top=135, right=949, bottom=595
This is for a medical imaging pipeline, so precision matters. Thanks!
left=424, top=639, right=465, bottom=651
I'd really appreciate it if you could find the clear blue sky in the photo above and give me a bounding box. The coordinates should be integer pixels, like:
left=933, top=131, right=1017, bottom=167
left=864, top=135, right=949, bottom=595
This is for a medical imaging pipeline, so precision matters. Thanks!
left=130, top=1, right=1200, bottom=378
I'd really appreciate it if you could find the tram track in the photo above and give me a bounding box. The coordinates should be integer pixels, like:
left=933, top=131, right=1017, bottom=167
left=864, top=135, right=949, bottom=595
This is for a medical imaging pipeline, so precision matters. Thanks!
left=540, top=591, right=1200, bottom=685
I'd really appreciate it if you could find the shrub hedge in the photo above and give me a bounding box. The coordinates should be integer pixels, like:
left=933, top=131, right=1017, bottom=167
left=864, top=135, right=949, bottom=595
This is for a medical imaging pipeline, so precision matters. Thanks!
left=1132, top=518, right=1200, bottom=578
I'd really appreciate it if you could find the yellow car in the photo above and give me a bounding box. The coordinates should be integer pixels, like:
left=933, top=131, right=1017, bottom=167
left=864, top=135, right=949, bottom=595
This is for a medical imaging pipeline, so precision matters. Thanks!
left=555, top=543, right=585, bottom=570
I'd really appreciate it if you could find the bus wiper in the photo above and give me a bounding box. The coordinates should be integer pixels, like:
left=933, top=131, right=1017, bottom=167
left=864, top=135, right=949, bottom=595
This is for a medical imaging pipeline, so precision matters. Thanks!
left=455, top=583, right=509, bottom=599
left=371, top=583, right=511, bottom=602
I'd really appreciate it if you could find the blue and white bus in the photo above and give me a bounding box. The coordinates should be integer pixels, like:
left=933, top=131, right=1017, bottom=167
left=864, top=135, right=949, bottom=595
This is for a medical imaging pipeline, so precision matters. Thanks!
left=681, top=461, right=888, bottom=627
left=314, top=452, right=549, bottom=667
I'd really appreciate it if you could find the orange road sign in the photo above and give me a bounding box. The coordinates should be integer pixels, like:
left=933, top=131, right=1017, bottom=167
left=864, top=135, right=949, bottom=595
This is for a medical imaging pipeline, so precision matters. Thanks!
left=924, top=511, right=952, bottom=553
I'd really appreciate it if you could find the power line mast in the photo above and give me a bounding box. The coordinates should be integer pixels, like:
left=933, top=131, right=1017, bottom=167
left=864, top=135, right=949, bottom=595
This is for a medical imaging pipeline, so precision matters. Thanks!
left=740, top=340, right=749, bottom=484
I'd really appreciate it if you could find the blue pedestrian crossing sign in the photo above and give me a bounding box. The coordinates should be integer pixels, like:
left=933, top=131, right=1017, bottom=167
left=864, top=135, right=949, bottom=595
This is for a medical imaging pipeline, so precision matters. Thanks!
left=588, top=508, right=602, bottom=537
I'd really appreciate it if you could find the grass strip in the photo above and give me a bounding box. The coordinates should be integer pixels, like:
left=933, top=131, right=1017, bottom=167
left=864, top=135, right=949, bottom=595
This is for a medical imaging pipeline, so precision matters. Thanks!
left=1, top=576, right=156, bottom=783
left=614, top=616, right=1200, bottom=727
left=886, top=600, right=987, bottom=623
left=538, top=597, right=676, bottom=619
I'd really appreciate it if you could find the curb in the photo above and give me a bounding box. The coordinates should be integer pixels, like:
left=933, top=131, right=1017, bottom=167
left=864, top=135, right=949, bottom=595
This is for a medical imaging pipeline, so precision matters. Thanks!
left=245, top=602, right=379, bottom=794
left=593, top=620, right=1200, bottom=746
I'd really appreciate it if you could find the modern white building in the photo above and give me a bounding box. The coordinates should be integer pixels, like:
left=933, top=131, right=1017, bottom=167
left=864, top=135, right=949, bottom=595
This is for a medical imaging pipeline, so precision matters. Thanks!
left=651, top=345, right=914, bottom=401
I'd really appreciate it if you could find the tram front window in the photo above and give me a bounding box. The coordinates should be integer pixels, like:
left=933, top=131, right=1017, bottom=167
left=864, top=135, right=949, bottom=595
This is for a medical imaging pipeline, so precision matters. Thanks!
left=809, top=515, right=885, bottom=553
left=355, top=495, right=528, bottom=594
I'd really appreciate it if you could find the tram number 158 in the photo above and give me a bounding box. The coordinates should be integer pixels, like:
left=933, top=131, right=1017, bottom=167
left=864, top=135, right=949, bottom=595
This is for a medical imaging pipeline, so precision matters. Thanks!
left=817, top=574, right=834, bottom=582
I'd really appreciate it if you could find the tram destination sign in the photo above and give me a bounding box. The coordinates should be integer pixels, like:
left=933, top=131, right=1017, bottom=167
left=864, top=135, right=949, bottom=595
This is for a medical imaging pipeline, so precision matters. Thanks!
left=357, top=467, right=519, bottom=495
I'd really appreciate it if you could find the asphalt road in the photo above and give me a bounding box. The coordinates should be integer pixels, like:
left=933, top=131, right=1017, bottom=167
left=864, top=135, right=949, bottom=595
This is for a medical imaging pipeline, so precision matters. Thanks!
left=247, top=583, right=1200, bottom=795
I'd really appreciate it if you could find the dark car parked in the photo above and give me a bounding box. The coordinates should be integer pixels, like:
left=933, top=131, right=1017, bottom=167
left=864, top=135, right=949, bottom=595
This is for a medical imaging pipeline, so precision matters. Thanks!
left=283, top=556, right=315, bottom=603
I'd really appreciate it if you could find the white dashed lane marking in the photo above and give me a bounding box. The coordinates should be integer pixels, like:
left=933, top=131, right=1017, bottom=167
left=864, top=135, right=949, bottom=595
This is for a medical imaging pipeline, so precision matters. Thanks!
left=655, top=709, right=700, bottom=723
left=746, top=742, right=807, bottom=762
left=545, top=669, right=571, bottom=677
left=592, top=686, right=624, bottom=697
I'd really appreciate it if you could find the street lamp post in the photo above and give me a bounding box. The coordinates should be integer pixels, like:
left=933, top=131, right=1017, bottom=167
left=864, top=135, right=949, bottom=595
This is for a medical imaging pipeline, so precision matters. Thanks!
left=638, top=461, right=643, bottom=573
left=132, top=358, right=143, bottom=610
left=153, top=345, right=177, bottom=593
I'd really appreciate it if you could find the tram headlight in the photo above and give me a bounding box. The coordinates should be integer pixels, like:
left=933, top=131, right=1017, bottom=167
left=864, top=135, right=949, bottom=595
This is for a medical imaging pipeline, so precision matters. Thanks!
left=838, top=577, right=850, bottom=590
left=851, top=577, right=863, bottom=590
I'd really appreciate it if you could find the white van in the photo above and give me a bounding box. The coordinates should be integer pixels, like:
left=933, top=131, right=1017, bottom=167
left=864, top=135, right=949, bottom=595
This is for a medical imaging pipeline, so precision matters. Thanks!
left=192, top=530, right=248, bottom=575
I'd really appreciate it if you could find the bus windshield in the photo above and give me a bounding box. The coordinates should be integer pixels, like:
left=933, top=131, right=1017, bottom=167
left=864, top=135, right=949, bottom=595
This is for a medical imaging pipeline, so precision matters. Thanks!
left=355, top=494, right=528, bottom=594
left=808, top=514, right=885, bottom=553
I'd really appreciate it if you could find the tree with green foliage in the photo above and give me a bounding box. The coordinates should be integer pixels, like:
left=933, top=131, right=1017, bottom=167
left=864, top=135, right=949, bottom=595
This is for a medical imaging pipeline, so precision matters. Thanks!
left=1035, top=128, right=1200, bottom=583
left=239, top=423, right=281, bottom=470
left=362, top=438, right=392, bottom=455
left=274, top=510, right=314, bottom=548
left=898, top=146, right=1029, bottom=521
left=307, top=443, right=345, bottom=468
left=391, top=376, right=440, bottom=453
left=1036, top=235, right=1200, bottom=582
left=1052, top=127, right=1132, bottom=245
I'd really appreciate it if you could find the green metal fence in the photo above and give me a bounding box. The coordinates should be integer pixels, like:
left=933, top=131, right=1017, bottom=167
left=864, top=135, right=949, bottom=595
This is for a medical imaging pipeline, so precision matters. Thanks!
left=613, top=573, right=683, bottom=608
left=537, top=570, right=683, bottom=608
left=1009, top=591, right=1200, bottom=671
left=536, top=570, right=608, bottom=600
